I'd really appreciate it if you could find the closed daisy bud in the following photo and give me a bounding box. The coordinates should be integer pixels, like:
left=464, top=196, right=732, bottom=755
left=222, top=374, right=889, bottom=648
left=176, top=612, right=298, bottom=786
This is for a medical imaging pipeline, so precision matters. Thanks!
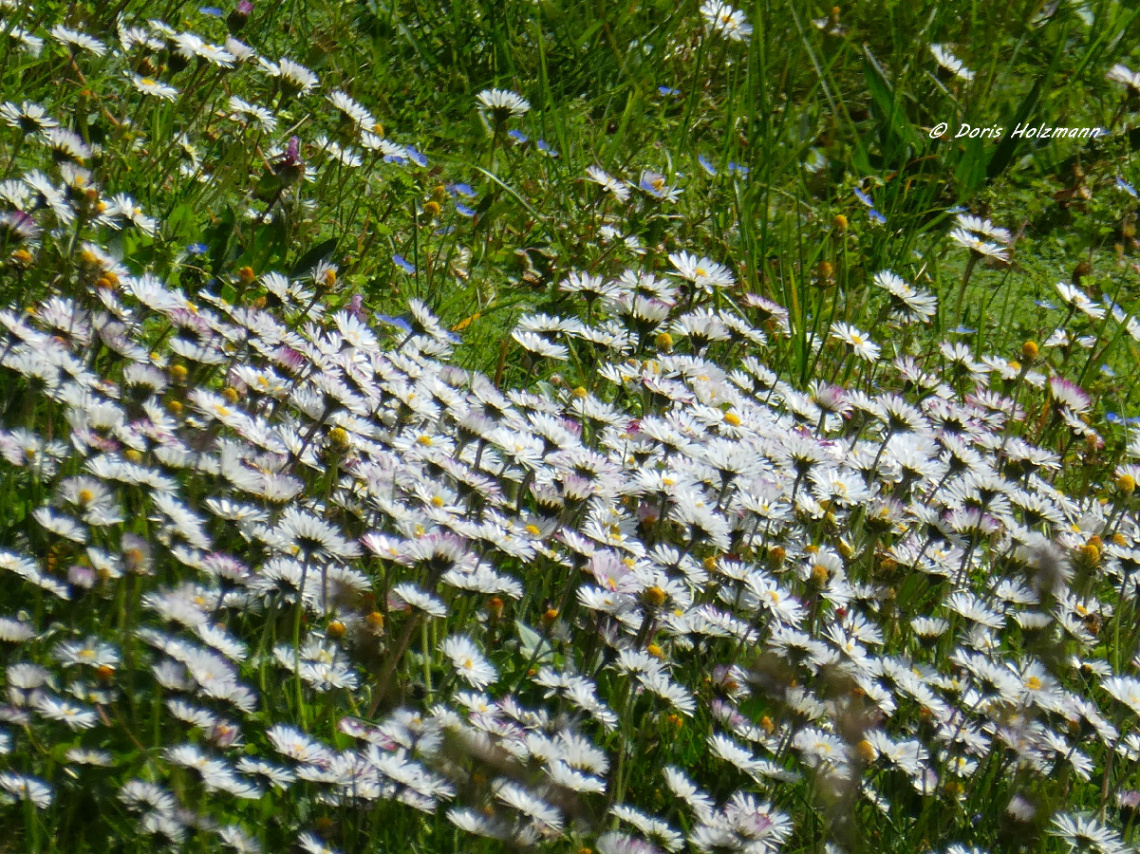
left=541, top=607, right=559, bottom=623
left=95, top=665, right=115, bottom=682
left=222, top=386, right=240, bottom=404
left=647, top=643, right=664, bottom=659
left=766, top=546, right=786, bottom=568
left=811, top=563, right=829, bottom=585
left=423, top=200, right=441, bottom=218
left=166, top=399, right=183, bottom=415
left=832, top=213, right=847, bottom=231
left=855, top=739, right=876, bottom=763
left=760, top=716, right=775, bottom=734
left=666, top=714, right=683, bottom=728
left=702, top=555, right=718, bottom=572
left=487, top=597, right=504, bottom=618
left=1113, top=532, right=1128, bottom=546
left=328, top=427, right=349, bottom=448
left=572, top=386, right=588, bottom=398
left=655, top=331, right=673, bottom=352
left=1021, top=340, right=1039, bottom=361
left=237, top=266, right=256, bottom=284
left=169, top=364, right=188, bottom=383
left=326, top=621, right=346, bottom=639
left=1076, top=543, right=1100, bottom=567
left=431, top=185, right=447, bottom=203
left=124, top=449, right=143, bottom=463
left=365, top=611, right=385, bottom=632
left=9, top=248, right=33, bottom=268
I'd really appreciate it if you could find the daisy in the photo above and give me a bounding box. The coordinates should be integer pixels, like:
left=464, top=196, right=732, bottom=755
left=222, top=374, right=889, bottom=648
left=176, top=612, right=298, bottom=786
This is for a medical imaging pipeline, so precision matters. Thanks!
left=298, top=833, right=342, bottom=854
left=262, top=57, right=319, bottom=96
left=441, top=635, right=498, bottom=689
left=0, top=101, right=57, bottom=134
left=874, top=270, right=937, bottom=323
left=0, top=772, right=52, bottom=808
left=5, top=27, right=44, bottom=57
left=50, top=25, right=107, bottom=56
left=129, top=74, right=179, bottom=101
left=700, top=0, right=753, bottom=42
left=638, top=170, right=682, bottom=202
left=34, top=694, right=98, bottom=730
left=1049, top=812, right=1125, bottom=853
left=1101, top=675, right=1140, bottom=716
left=585, top=165, right=631, bottom=202
left=1107, top=63, right=1140, bottom=91
left=328, top=91, right=376, bottom=132
left=493, top=779, right=562, bottom=830
left=476, top=88, right=530, bottom=121
left=668, top=251, right=735, bottom=292
left=830, top=322, right=881, bottom=362
left=930, top=44, right=974, bottom=81
left=512, top=328, right=569, bottom=360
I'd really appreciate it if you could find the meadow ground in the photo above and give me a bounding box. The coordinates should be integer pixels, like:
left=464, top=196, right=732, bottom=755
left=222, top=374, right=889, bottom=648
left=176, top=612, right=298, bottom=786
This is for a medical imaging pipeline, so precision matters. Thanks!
left=0, top=0, right=1139, bottom=852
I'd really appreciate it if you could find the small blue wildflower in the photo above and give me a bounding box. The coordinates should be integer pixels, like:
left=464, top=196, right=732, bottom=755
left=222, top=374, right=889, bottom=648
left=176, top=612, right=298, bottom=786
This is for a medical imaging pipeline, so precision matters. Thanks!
left=1035, top=299, right=1058, bottom=310
left=536, top=139, right=558, bottom=157
left=1117, top=176, right=1138, bottom=198
left=186, top=242, right=209, bottom=256
left=698, top=155, right=717, bottom=176
left=945, top=205, right=968, bottom=214
left=1106, top=412, right=1140, bottom=425
left=727, top=162, right=749, bottom=178
left=434, top=226, right=456, bottom=236
left=199, top=5, right=224, bottom=15
left=449, top=183, right=476, bottom=198
left=853, top=188, right=874, bottom=207
left=658, top=85, right=681, bottom=96
left=393, top=254, right=415, bottom=274
left=405, top=147, right=428, bottom=167
left=456, top=203, right=475, bottom=217
left=383, top=154, right=408, bottom=165
left=952, top=325, right=976, bottom=334
left=1100, top=364, right=1117, bottom=377
left=508, top=129, right=528, bottom=144
left=869, top=209, right=886, bottom=224
left=376, top=314, right=412, bottom=334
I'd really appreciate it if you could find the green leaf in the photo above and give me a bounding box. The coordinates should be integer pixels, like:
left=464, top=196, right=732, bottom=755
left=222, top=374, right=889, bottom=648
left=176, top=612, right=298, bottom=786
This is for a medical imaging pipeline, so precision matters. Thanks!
left=862, top=47, right=919, bottom=160
left=289, top=237, right=338, bottom=279
left=515, top=620, right=554, bottom=665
